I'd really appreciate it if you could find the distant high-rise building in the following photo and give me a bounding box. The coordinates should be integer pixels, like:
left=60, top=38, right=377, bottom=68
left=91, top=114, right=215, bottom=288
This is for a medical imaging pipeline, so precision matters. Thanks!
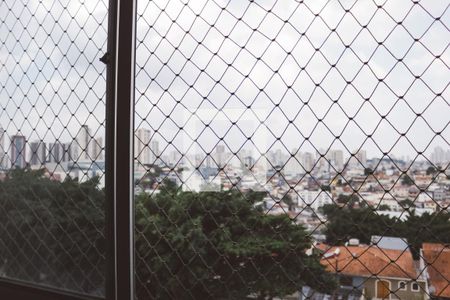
left=243, top=155, right=256, bottom=168
left=284, top=149, right=305, bottom=176
left=315, top=149, right=327, bottom=170
left=214, top=144, right=226, bottom=167
left=48, top=142, right=65, bottom=164
left=205, top=154, right=214, bottom=168
left=274, top=149, right=282, bottom=167
left=150, top=140, right=160, bottom=162
left=135, top=128, right=152, bottom=166
left=301, top=152, right=314, bottom=172
left=30, top=141, right=46, bottom=166
left=431, top=146, right=448, bottom=165
left=165, top=150, right=181, bottom=167
left=74, top=125, right=92, bottom=162
left=349, top=149, right=367, bottom=168
left=327, top=150, right=344, bottom=171
left=0, top=127, right=5, bottom=169
left=356, top=150, right=367, bottom=166
left=63, top=142, right=72, bottom=162
left=91, top=137, right=104, bottom=161
left=11, top=134, right=26, bottom=169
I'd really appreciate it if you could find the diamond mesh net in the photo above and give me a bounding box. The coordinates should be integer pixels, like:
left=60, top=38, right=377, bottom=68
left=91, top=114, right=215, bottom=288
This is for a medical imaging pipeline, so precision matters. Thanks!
left=0, top=0, right=448, bottom=299
left=0, top=0, right=107, bottom=296
left=134, top=0, right=449, bottom=299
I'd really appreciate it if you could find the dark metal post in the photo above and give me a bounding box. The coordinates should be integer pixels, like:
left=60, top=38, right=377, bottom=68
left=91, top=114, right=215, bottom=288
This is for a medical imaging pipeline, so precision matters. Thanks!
left=105, top=0, right=136, bottom=299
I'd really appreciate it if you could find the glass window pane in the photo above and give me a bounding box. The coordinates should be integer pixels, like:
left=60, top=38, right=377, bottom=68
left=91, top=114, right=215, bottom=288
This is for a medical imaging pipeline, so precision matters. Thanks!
left=0, top=0, right=108, bottom=296
left=134, top=1, right=449, bottom=300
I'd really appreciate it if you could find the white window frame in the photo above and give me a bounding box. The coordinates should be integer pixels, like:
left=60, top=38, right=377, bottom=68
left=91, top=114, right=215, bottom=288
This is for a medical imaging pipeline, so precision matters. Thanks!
left=398, top=281, right=407, bottom=291
left=411, top=282, right=420, bottom=292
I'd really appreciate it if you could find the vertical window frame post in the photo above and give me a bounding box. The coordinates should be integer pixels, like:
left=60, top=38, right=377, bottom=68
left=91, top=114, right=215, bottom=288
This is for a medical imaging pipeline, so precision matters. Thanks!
left=105, top=0, right=137, bottom=299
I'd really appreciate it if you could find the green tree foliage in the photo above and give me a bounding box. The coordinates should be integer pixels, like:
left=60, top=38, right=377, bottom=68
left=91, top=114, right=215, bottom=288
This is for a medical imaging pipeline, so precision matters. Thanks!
left=336, top=194, right=364, bottom=208
left=320, top=185, right=331, bottom=192
left=321, top=204, right=450, bottom=259
left=377, top=204, right=391, bottom=211
left=0, top=168, right=105, bottom=294
left=401, top=174, right=414, bottom=186
left=399, top=199, right=415, bottom=211
left=426, top=166, right=437, bottom=176
left=364, top=168, right=373, bottom=176
left=399, top=213, right=450, bottom=258
left=136, top=188, right=335, bottom=299
left=321, top=205, right=396, bottom=246
left=281, top=193, right=295, bottom=211
left=136, top=164, right=162, bottom=190
left=0, top=169, right=334, bottom=298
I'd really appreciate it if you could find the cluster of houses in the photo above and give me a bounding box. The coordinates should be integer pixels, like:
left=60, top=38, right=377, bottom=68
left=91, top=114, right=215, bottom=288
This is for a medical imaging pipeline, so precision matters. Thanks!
left=132, top=155, right=450, bottom=300
left=297, top=236, right=449, bottom=300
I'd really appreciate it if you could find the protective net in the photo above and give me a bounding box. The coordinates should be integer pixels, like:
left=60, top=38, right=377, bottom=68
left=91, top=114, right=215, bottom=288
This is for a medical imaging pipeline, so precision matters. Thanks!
left=0, top=0, right=448, bottom=299
left=134, top=0, right=449, bottom=299
left=0, top=0, right=107, bottom=296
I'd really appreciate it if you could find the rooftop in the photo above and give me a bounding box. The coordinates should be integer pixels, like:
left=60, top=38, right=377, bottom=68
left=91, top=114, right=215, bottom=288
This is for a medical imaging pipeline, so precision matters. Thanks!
left=422, top=243, right=450, bottom=299
left=321, top=244, right=417, bottom=279
left=371, top=235, right=409, bottom=251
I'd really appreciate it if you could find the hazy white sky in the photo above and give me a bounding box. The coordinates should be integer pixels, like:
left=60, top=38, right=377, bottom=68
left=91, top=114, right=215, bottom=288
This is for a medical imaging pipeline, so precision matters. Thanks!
left=0, top=0, right=449, bottom=160
left=135, top=0, right=449, bottom=160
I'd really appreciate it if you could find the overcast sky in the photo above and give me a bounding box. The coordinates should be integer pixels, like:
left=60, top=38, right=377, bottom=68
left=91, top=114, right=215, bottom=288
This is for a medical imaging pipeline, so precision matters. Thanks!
left=0, top=0, right=449, bottom=161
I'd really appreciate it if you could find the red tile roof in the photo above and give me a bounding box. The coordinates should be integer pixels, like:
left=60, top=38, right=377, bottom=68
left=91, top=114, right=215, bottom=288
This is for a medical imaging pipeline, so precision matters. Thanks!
left=321, top=245, right=417, bottom=279
left=422, top=243, right=450, bottom=299
left=314, top=242, right=331, bottom=253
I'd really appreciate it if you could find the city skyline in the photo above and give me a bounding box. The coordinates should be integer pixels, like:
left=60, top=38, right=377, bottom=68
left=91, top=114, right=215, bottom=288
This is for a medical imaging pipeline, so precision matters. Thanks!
left=1, top=123, right=448, bottom=169
left=0, top=124, right=103, bottom=168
